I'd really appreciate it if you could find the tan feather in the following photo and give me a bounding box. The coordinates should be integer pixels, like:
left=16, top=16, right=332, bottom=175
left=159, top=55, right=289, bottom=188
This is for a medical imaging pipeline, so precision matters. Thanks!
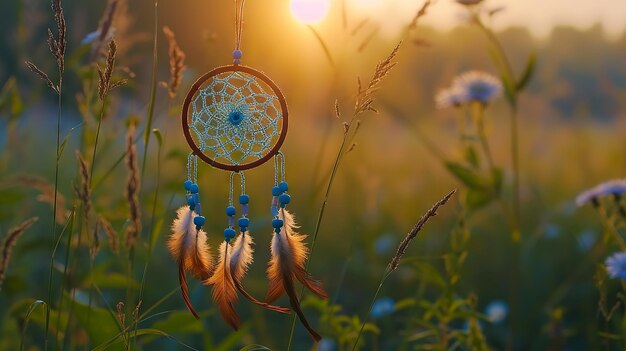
left=206, top=241, right=240, bottom=330
left=167, top=206, right=213, bottom=319
left=229, top=231, right=290, bottom=314
left=265, top=208, right=328, bottom=341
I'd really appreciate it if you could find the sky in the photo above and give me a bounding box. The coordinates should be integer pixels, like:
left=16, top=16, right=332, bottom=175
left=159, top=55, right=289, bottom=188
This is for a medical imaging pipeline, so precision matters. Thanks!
left=344, top=0, right=626, bottom=38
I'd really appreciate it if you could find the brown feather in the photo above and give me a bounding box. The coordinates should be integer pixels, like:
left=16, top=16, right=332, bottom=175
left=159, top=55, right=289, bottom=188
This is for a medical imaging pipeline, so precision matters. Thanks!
left=206, top=242, right=240, bottom=330
left=230, top=232, right=290, bottom=314
left=178, top=262, right=199, bottom=319
left=265, top=208, right=327, bottom=341
left=167, top=206, right=213, bottom=318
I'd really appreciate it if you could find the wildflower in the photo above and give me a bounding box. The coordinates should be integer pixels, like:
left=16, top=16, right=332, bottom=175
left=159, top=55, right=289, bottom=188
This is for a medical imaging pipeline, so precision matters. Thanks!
left=577, top=230, right=595, bottom=252
left=317, top=338, right=336, bottom=351
left=435, top=86, right=468, bottom=109
left=576, top=179, right=626, bottom=207
left=606, top=252, right=626, bottom=280
left=544, top=224, right=560, bottom=239
left=374, top=233, right=395, bottom=255
left=452, top=71, right=502, bottom=105
left=485, top=300, right=508, bottom=323
left=371, top=297, right=395, bottom=318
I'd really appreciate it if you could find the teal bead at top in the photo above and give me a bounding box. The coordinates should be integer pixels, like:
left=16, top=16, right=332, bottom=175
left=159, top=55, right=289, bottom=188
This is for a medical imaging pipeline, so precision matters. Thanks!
left=189, top=183, right=199, bottom=194
left=193, top=215, right=205, bottom=227
left=226, top=206, right=236, bottom=216
left=279, top=193, right=291, bottom=205
left=224, top=228, right=236, bottom=240
left=239, top=194, right=250, bottom=204
left=272, top=186, right=282, bottom=196
left=184, top=180, right=193, bottom=191
left=238, top=217, right=250, bottom=227
left=279, top=181, right=289, bottom=192
left=272, top=218, right=284, bottom=229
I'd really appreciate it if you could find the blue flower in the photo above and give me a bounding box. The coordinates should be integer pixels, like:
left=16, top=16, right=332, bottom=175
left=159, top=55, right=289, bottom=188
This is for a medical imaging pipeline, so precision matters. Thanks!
left=576, top=179, right=626, bottom=206
left=317, top=338, right=336, bottom=351
left=485, top=300, right=508, bottom=323
left=577, top=230, right=596, bottom=252
left=452, top=71, right=502, bottom=105
left=606, top=252, right=626, bottom=280
left=371, top=297, right=395, bottom=318
left=374, top=234, right=395, bottom=255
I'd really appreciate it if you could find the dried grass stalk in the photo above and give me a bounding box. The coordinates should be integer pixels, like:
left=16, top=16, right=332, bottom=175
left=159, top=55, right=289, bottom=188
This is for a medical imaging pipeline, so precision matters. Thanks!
left=91, top=0, right=119, bottom=60
left=16, top=176, right=69, bottom=224
left=25, top=61, right=58, bottom=93
left=75, top=151, right=92, bottom=221
left=163, top=26, right=186, bottom=99
left=354, top=42, right=402, bottom=115
left=50, top=0, right=66, bottom=73
left=388, top=190, right=456, bottom=272
left=98, top=40, right=117, bottom=100
left=124, top=125, right=141, bottom=247
left=0, top=217, right=38, bottom=290
left=91, top=220, right=100, bottom=258
left=98, top=215, right=119, bottom=253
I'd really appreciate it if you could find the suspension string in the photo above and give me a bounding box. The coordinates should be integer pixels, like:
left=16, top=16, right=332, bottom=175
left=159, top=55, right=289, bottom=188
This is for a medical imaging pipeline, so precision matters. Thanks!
left=229, top=172, right=235, bottom=206
left=234, top=0, right=246, bottom=54
left=277, top=151, right=286, bottom=182
left=187, top=152, right=198, bottom=183
left=273, top=155, right=280, bottom=186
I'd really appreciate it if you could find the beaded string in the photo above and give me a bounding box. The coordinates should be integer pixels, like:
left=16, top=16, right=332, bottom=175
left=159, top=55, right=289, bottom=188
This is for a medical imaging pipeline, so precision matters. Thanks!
left=225, top=171, right=250, bottom=243
left=184, top=152, right=205, bottom=229
left=270, top=153, right=291, bottom=233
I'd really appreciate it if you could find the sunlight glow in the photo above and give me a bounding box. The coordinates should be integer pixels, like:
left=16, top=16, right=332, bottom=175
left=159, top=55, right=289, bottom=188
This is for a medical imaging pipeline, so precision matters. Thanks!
left=290, top=0, right=330, bottom=24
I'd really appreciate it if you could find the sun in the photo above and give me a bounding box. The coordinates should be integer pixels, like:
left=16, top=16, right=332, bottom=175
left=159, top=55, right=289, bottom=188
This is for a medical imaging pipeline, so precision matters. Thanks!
left=290, top=0, right=331, bottom=24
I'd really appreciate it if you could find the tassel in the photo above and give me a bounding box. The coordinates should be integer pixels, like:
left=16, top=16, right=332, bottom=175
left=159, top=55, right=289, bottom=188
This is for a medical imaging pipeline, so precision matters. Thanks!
left=167, top=206, right=213, bottom=319
left=266, top=208, right=328, bottom=341
left=206, top=241, right=240, bottom=330
left=229, top=231, right=290, bottom=314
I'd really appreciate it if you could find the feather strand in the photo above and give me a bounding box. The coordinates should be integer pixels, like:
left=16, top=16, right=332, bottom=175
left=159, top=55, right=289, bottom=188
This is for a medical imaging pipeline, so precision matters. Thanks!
left=167, top=206, right=213, bottom=319
left=206, top=242, right=240, bottom=330
left=230, top=232, right=290, bottom=314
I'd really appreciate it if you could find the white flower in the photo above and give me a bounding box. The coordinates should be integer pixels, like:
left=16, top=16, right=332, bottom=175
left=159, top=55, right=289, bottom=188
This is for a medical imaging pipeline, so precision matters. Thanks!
left=485, top=300, right=508, bottom=323
left=435, top=86, right=468, bottom=109
left=452, top=71, right=502, bottom=104
left=575, top=179, right=626, bottom=206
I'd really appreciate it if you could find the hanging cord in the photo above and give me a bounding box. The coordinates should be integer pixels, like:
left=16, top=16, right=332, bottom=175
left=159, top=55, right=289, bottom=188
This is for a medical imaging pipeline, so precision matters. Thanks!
left=273, top=152, right=286, bottom=186
left=187, top=152, right=198, bottom=183
left=233, top=0, right=246, bottom=64
left=229, top=171, right=246, bottom=205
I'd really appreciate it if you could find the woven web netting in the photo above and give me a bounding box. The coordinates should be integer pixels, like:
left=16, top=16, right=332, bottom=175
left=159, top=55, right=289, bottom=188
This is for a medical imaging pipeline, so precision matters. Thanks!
left=189, top=71, right=283, bottom=166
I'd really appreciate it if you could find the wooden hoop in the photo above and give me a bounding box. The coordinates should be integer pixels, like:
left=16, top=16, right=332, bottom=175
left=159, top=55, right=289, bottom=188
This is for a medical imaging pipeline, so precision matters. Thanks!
left=181, top=65, right=289, bottom=172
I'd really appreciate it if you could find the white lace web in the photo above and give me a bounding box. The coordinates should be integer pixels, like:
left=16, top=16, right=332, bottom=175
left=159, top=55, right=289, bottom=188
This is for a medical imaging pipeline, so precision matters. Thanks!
left=190, top=71, right=283, bottom=166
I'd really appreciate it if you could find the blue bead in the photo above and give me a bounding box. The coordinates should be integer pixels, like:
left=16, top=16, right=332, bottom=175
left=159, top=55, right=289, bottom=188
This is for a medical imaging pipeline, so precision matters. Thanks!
left=187, top=197, right=196, bottom=207
left=240, top=226, right=248, bottom=232
left=272, top=186, right=282, bottom=196
left=184, top=180, right=193, bottom=191
left=233, top=50, right=243, bottom=59
left=279, top=181, right=289, bottom=192
left=238, top=217, right=250, bottom=227
left=193, top=215, right=206, bottom=227
left=272, top=219, right=284, bottom=229
left=239, top=194, right=250, bottom=204
left=226, top=206, right=236, bottom=216
left=190, top=205, right=196, bottom=211
left=224, top=228, right=236, bottom=240
left=279, top=193, right=291, bottom=205
left=270, top=206, right=279, bottom=216
left=189, top=183, right=199, bottom=194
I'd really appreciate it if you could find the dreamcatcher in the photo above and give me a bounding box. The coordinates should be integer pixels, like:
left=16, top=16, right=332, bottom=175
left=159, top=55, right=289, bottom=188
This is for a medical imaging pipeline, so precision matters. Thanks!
left=167, top=0, right=327, bottom=341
